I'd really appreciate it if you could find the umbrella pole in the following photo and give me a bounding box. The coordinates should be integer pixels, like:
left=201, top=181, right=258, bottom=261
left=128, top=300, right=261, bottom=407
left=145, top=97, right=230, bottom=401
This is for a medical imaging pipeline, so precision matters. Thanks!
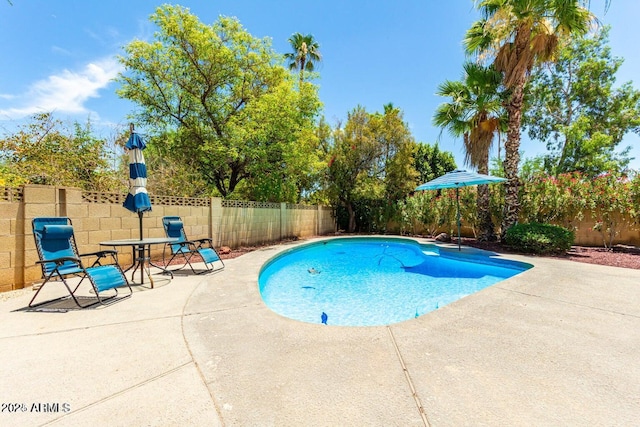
left=138, top=211, right=143, bottom=240
left=456, top=188, right=461, bottom=251
left=138, top=211, right=144, bottom=284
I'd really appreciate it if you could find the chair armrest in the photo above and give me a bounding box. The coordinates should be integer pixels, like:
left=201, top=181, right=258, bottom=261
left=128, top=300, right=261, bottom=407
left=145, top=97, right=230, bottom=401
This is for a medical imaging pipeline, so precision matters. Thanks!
left=173, top=240, right=198, bottom=248
left=194, top=238, right=213, bottom=245
left=36, top=256, right=81, bottom=266
left=78, top=250, right=120, bottom=268
left=80, top=250, right=118, bottom=258
left=190, top=238, right=213, bottom=249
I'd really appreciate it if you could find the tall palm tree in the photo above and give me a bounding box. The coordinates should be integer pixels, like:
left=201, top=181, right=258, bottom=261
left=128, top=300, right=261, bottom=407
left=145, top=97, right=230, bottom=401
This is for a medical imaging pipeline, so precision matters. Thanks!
left=434, top=62, right=505, bottom=241
left=284, top=33, right=322, bottom=86
left=464, top=0, right=593, bottom=236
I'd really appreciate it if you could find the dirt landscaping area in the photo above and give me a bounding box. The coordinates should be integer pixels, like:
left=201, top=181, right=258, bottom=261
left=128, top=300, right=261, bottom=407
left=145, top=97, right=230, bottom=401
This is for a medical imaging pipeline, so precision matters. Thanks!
left=461, top=237, right=640, bottom=270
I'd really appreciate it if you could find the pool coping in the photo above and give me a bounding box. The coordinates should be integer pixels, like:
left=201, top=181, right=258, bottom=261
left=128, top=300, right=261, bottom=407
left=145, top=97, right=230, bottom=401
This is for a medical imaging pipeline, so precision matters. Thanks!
left=1, top=235, right=639, bottom=425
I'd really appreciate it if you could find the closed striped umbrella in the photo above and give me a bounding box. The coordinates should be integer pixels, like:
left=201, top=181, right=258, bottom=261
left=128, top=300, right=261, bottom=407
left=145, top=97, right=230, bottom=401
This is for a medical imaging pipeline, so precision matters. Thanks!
left=415, top=170, right=506, bottom=250
left=123, top=125, right=151, bottom=240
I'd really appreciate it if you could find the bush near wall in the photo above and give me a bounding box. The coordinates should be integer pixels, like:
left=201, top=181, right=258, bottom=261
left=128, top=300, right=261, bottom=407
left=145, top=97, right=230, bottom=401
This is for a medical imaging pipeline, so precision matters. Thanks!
left=519, top=171, right=640, bottom=248
left=504, top=223, right=575, bottom=254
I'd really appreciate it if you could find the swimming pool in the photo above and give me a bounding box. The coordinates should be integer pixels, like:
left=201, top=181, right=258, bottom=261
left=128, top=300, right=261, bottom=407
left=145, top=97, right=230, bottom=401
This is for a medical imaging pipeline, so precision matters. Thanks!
left=258, top=237, right=531, bottom=326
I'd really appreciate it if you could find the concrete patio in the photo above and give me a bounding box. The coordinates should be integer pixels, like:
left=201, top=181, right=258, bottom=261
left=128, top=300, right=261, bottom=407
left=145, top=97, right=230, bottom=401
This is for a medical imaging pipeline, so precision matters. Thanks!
left=1, top=237, right=638, bottom=426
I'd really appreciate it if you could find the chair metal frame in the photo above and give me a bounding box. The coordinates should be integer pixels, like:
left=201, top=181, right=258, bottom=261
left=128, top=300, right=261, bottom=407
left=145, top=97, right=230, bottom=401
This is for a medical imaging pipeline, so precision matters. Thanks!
left=161, top=216, right=225, bottom=275
left=30, top=217, right=133, bottom=309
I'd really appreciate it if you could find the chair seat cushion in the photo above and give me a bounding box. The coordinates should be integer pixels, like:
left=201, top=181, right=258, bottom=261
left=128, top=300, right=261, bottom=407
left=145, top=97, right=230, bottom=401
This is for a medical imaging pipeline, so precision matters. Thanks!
left=57, top=263, right=84, bottom=276
left=198, top=248, right=220, bottom=264
left=87, top=265, right=128, bottom=292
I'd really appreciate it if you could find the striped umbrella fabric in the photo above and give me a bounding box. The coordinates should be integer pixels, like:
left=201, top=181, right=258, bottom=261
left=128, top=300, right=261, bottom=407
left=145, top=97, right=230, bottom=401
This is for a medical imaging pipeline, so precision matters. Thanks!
left=415, top=170, right=506, bottom=250
left=415, top=169, right=506, bottom=191
left=122, top=132, right=152, bottom=214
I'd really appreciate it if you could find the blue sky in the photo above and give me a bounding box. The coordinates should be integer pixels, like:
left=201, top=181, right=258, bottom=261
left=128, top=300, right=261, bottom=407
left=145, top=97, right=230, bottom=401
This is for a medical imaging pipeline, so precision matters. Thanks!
left=1, top=0, right=638, bottom=170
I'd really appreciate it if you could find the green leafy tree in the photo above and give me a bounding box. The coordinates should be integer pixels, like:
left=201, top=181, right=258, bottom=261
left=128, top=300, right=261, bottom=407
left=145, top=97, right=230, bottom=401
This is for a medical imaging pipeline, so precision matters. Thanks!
left=233, top=81, right=323, bottom=202
left=304, top=117, right=334, bottom=205
left=284, top=33, right=322, bottom=85
left=524, top=26, right=640, bottom=176
left=325, top=105, right=418, bottom=232
left=465, top=0, right=594, bottom=236
left=365, top=104, right=419, bottom=231
left=0, top=113, right=122, bottom=191
left=412, top=143, right=457, bottom=184
left=142, top=129, right=210, bottom=197
left=325, top=107, right=382, bottom=232
left=371, top=103, right=419, bottom=202
left=434, top=62, right=505, bottom=240
left=116, top=6, right=321, bottom=200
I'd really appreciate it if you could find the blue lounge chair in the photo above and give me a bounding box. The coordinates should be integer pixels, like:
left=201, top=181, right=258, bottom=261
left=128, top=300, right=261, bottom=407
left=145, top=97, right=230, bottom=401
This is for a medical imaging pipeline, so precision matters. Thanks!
left=30, top=217, right=132, bottom=309
left=162, top=216, right=225, bottom=274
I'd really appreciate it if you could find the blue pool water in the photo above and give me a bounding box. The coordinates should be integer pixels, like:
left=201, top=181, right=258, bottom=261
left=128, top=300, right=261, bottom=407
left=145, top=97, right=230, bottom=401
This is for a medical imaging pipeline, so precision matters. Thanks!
left=258, top=237, right=531, bottom=326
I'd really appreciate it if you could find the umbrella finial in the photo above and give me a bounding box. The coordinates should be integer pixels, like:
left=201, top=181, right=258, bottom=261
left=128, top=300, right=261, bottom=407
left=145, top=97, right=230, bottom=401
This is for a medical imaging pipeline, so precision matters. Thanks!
left=129, top=123, right=135, bottom=133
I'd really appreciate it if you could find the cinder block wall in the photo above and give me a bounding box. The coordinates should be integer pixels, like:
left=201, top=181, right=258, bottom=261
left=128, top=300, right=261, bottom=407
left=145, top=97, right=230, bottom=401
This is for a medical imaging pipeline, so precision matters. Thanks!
left=0, top=188, right=25, bottom=293
left=0, top=185, right=336, bottom=292
left=570, top=212, right=640, bottom=247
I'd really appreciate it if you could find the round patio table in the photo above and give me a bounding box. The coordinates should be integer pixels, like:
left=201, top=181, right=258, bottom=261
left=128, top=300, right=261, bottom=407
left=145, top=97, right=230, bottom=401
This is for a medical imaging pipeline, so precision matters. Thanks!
left=100, top=237, right=178, bottom=288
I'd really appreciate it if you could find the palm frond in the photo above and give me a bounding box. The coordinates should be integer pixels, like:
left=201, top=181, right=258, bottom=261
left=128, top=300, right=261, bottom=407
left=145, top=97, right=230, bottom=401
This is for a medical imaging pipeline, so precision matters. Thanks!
left=434, top=60, right=506, bottom=169
left=464, top=20, right=495, bottom=56
left=553, top=0, right=594, bottom=36
left=286, top=32, right=321, bottom=82
left=436, top=80, right=467, bottom=97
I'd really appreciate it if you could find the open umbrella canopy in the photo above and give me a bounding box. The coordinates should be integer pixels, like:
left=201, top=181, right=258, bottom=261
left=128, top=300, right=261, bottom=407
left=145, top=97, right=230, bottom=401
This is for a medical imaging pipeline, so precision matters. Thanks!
left=415, top=169, right=506, bottom=191
left=415, top=169, right=506, bottom=250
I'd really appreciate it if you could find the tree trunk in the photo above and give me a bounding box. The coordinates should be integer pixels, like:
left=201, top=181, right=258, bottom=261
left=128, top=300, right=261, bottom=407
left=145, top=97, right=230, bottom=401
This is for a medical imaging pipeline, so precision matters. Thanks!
left=346, top=202, right=356, bottom=233
left=500, top=27, right=530, bottom=239
left=501, top=83, right=524, bottom=238
left=299, top=57, right=306, bottom=87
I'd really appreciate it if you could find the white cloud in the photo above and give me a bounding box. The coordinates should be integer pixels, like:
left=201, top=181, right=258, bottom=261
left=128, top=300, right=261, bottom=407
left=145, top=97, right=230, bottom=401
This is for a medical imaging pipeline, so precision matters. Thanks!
left=0, top=58, right=123, bottom=120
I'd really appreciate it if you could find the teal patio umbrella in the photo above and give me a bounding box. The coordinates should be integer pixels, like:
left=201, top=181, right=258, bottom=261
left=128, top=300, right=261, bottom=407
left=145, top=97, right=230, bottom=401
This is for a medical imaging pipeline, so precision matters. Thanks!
left=415, top=169, right=506, bottom=250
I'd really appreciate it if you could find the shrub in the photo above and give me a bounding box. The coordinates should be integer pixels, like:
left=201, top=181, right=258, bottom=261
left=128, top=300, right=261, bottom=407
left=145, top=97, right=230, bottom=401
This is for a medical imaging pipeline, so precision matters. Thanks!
left=504, top=223, right=574, bottom=255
